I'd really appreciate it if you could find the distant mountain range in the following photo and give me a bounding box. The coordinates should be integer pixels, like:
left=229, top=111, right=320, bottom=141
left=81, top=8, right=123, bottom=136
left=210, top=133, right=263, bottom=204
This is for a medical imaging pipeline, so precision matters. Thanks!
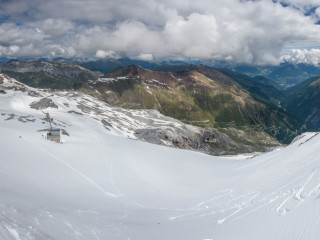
left=77, top=59, right=320, bottom=90
left=213, top=61, right=320, bottom=89
left=4, top=57, right=320, bottom=89
left=0, top=60, right=102, bottom=89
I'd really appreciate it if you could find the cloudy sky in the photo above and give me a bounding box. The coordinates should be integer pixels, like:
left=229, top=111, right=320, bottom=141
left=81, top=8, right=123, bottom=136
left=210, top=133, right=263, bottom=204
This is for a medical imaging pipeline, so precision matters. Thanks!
left=0, top=0, right=320, bottom=65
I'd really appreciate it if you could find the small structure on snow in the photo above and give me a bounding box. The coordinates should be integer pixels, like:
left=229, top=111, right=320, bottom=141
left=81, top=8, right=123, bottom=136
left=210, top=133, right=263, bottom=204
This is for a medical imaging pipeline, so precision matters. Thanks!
left=47, top=128, right=61, bottom=143
left=43, top=111, right=61, bottom=143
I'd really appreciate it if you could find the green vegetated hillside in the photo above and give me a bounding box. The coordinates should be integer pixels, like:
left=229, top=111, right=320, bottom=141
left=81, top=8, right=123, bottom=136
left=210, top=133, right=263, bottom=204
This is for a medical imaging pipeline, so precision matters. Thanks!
left=155, top=64, right=284, bottom=105
left=0, top=60, right=101, bottom=89
left=83, top=65, right=305, bottom=144
left=216, top=68, right=285, bottom=105
left=283, top=76, right=320, bottom=129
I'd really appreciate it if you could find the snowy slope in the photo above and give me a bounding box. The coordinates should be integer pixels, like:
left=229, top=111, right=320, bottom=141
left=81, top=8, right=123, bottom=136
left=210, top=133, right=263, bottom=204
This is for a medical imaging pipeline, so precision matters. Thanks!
left=1, top=74, right=320, bottom=240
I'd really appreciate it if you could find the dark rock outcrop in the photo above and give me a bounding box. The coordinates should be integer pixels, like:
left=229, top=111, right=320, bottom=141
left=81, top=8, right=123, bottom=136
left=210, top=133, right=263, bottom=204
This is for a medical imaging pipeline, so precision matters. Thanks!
left=30, top=98, right=58, bottom=110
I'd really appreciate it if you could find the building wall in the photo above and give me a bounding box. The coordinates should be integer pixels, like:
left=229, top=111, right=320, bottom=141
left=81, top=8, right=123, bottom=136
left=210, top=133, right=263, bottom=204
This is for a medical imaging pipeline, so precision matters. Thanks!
left=47, top=132, right=60, bottom=143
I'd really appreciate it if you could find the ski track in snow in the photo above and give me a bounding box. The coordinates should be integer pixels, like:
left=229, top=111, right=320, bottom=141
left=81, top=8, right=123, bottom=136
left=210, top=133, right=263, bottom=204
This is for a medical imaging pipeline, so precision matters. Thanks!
left=23, top=134, right=122, bottom=199
left=168, top=165, right=320, bottom=225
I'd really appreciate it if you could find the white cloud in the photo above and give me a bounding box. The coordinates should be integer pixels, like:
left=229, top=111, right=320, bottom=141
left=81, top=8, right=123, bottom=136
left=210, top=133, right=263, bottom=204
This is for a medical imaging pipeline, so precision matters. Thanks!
left=136, top=53, right=154, bottom=61
left=281, top=49, right=320, bottom=65
left=95, top=50, right=118, bottom=59
left=278, top=0, right=319, bottom=8
left=0, top=0, right=320, bottom=64
left=77, top=21, right=164, bottom=58
left=315, top=7, right=320, bottom=18
left=0, top=21, right=77, bottom=58
left=28, top=18, right=75, bottom=37
left=9, top=45, right=20, bottom=53
left=163, top=13, right=220, bottom=59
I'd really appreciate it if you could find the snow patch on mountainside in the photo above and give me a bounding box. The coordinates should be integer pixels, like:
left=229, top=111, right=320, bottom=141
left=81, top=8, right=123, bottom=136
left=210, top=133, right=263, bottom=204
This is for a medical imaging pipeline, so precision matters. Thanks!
left=0, top=73, right=201, bottom=144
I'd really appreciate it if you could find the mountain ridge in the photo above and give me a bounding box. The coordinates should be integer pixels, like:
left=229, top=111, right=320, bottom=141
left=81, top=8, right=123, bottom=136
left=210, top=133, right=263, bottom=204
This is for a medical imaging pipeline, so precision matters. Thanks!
left=283, top=75, right=320, bottom=129
left=0, top=60, right=102, bottom=89
left=83, top=65, right=305, bottom=143
left=0, top=60, right=307, bottom=144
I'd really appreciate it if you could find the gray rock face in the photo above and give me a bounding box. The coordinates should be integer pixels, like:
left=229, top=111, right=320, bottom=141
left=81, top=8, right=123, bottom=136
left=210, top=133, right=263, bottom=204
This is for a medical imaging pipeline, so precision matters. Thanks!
left=29, top=98, right=58, bottom=110
left=135, top=128, right=201, bottom=149
left=135, top=127, right=280, bottom=155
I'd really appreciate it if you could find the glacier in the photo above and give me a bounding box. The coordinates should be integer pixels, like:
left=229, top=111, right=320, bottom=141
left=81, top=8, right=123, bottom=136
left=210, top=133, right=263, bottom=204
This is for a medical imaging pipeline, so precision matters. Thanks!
left=1, top=74, right=320, bottom=240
